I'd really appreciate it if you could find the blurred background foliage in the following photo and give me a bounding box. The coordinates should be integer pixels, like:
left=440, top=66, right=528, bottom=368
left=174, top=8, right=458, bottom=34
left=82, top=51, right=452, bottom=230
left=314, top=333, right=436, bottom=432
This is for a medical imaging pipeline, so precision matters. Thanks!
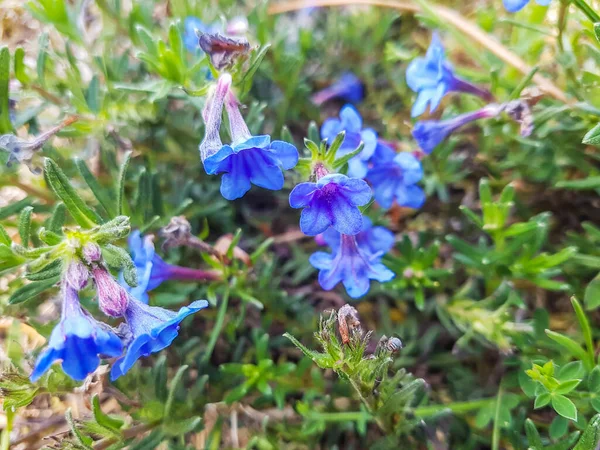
left=0, top=0, right=600, bottom=448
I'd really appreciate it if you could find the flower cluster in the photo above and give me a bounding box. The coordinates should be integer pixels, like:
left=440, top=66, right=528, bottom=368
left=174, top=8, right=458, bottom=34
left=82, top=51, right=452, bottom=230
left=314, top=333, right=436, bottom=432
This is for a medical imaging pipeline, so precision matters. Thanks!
left=408, top=33, right=533, bottom=154
left=196, top=67, right=428, bottom=299
left=31, top=240, right=210, bottom=382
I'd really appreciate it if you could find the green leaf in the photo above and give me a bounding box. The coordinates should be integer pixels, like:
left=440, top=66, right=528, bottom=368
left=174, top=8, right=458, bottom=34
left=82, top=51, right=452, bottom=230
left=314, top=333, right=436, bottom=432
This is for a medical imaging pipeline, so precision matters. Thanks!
left=594, top=23, right=600, bottom=44
left=48, top=203, right=66, bottom=234
left=574, top=413, right=600, bottom=450
left=589, top=366, right=600, bottom=392
left=552, top=394, right=578, bottom=421
left=557, top=361, right=585, bottom=382
left=534, top=392, right=551, bottom=408
left=0, top=197, right=33, bottom=220
left=332, top=141, right=365, bottom=171
left=14, top=47, right=29, bottom=84
left=102, top=244, right=137, bottom=287
left=92, top=395, right=124, bottom=432
left=555, top=379, right=581, bottom=395
left=525, top=418, right=544, bottom=449
left=37, top=228, right=62, bottom=246
left=0, top=47, right=12, bottom=133
left=556, top=176, right=600, bottom=190
left=9, top=276, right=60, bottom=304
left=18, top=206, right=33, bottom=248
left=238, top=44, right=271, bottom=96
left=550, top=415, right=569, bottom=440
left=583, top=123, right=600, bottom=146
left=26, top=259, right=62, bottom=281
left=571, top=297, right=595, bottom=364
left=76, top=158, right=115, bottom=217
left=164, top=365, right=188, bottom=418
left=585, top=274, right=600, bottom=310
left=546, top=329, right=592, bottom=370
left=116, top=151, right=132, bottom=216
left=0, top=223, right=10, bottom=246
left=44, top=158, right=102, bottom=227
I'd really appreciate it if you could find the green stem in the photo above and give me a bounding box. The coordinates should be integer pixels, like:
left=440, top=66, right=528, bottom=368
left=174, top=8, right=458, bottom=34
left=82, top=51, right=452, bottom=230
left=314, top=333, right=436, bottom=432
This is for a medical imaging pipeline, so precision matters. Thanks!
left=492, top=386, right=503, bottom=450
left=414, top=397, right=498, bottom=418
left=305, top=411, right=374, bottom=422
left=201, top=288, right=230, bottom=364
left=1, top=409, right=14, bottom=450
left=571, top=0, right=600, bottom=22
left=348, top=377, right=388, bottom=432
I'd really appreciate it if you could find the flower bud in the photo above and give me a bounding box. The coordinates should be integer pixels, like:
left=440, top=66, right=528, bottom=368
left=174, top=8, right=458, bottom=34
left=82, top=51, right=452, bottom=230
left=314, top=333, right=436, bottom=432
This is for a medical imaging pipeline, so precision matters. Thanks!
left=92, top=266, right=130, bottom=317
left=64, top=259, right=90, bottom=290
left=83, top=242, right=102, bottom=264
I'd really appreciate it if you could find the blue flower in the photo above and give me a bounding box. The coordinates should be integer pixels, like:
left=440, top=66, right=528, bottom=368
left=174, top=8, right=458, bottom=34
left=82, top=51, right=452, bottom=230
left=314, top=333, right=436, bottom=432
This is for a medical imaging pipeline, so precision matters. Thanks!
left=183, top=17, right=220, bottom=52
left=406, top=34, right=492, bottom=117
left=310, top=224, right=395, bottom=298
left=503, top=0, right=550, bottom=12
left=120, top=231, right=171, bottom=304
left=321, top=105, right=377, bottom=178
left=110, top=299, right=209, bottom=380
left=201, top=79, right=298, bottom=200
left=289, top=173, right=372, bottom=236
left=367, top=152, right=425, bottom=209
left=406, top=33, right=455, bottom=118
left=311, top=72, right=365, bottom=105
left=31, top=286, right=122, bottom=382
left=412, top=106, right=496, bottom=154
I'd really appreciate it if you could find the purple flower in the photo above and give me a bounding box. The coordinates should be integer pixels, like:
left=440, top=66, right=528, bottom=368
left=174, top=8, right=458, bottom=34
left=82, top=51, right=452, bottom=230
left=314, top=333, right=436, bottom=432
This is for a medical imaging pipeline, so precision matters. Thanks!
left=110, top=299, right=209, bottom=380
left=31, top=285, right=122, bottom=382
left=94, top=266, right=130, bottom=317
left=201, top=77, right=298, bottom=200
left=321, top=105, right=377, bottom=178
left=406, top=33, right=492, bottom=117
left=184, top=17, right=220, bottom=52
left=367, top=152, right=425, bottom=209
left=310, top=223, right=395, bottom=298
left=311, top=72, right=365, bottom=105
left=120, top=231, right=220, bottom=304
left=412, top=105, right=498, bottom=154
left=503, top=0, right=550, bottom=12
left=289, top=173, right=372, bottom=236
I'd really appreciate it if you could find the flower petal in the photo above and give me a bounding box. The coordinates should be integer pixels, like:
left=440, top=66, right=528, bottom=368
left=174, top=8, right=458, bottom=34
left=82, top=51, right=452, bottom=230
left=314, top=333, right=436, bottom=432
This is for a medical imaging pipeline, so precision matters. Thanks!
left=269, top=141, right=299, bottom=170
left=299, top=199, right=333, bottom=236
left=330, top=195, right=364, bottom=236
left=395, top=184, right=426, bottom=209
left=204, top=145, right=234, bottom=175
left=394, top=152, right=423, bottom=184
left=339, top=104, right=363, bottom=132
left=339, top=177, right=372, bottom=206
left=289, top=182, right=318, bottom=208
left=247, top=150, right=285, bottom=191
left=503, top=0, right=530, bottom=11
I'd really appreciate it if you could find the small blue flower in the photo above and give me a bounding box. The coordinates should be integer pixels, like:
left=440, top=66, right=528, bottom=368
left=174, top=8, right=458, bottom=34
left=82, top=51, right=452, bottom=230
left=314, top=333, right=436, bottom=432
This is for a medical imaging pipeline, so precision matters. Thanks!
left=406, top=33, right=455, bottom=118
left=183, top=17, right=220, bottom=52
left=367, top=152, right=425, bottom=209
left=503, top=0, right=550, bottom=12
left=31, top=286, right=122, bottom=382
left=406, top=34, right=492, bottom=117
left=311, top=72, right=365, bottom=105
left=310, top=224, right=395, bottom=298
left=201, top=81, right=298, bottom=200
left=412, top=106, right=496, bottom=154
left=320, top=217, right=395, bottom=257
left=289, top=173, right=372, bottom=236
left=120, top=231, right=171, bottom=304
left=321, top=105, right=377, bottom=178
left=110, top=299, right=209, bottom=380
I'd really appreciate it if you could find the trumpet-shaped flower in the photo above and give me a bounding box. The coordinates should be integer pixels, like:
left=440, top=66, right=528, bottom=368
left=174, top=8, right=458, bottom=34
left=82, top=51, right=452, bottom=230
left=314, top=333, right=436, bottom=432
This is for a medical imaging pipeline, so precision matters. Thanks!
left=412, top=105, right=498, bottom=154
left=311, top=72, right=364, bottom=105
left=367, top=152, right=425, bottom=209
left=110, top=299, right=209, bottom=380
left=120, top=231, right=220, bottom=304
left=406, top=33, right=492, bottom=117
left=310, top=224, right=395, bottom=298
left=289, top=173, right=372, bottom=236
left=321, top=105, right=377, bottom=178
left=31, top=286, right=122, bottom=381
left=201, top=78, right=298, bottom=200
left=503, top=0, right=550, bottom=12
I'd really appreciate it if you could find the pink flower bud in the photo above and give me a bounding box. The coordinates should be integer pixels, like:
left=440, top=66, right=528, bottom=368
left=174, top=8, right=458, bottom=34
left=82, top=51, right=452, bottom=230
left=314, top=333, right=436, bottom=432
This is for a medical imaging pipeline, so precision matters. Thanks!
left=64, top=259, right=90, bottom=290
left=83, top=242, right=102, bottom=263
left=92, top=266, right=130, bottom=317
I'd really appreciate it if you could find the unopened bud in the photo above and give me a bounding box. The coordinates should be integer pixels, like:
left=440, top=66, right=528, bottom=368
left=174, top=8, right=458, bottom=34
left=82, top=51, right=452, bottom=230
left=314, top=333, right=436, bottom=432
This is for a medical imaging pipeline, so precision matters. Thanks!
left=83, top=242, right=102, bottom=263
left=64, top=259, right=90, bottom=290
left=92, top=266, right=129, bottom=317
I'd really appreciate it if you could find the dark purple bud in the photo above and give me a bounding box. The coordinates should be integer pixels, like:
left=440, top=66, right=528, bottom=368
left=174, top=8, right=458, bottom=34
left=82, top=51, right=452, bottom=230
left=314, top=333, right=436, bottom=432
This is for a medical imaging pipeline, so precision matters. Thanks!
left=198, top=32, right=250, bottom=70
